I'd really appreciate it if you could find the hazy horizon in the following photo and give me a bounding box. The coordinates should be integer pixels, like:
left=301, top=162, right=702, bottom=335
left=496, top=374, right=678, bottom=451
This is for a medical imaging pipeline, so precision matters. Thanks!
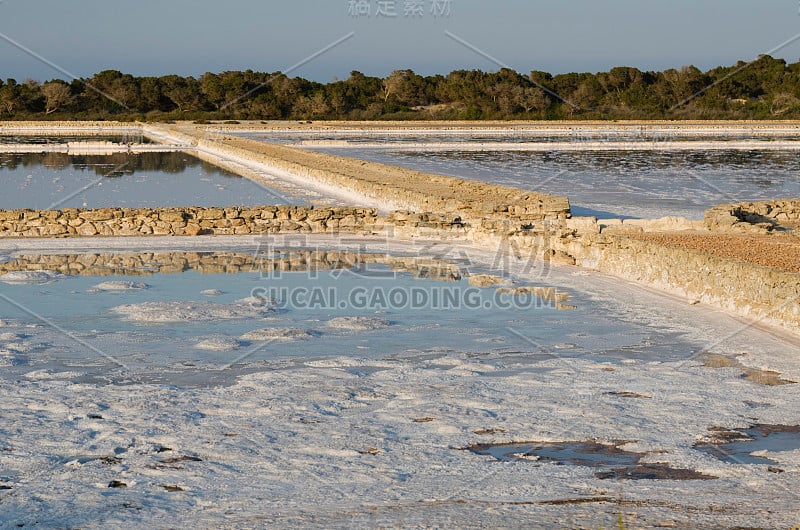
left=1, top=0, right=799, bottom=83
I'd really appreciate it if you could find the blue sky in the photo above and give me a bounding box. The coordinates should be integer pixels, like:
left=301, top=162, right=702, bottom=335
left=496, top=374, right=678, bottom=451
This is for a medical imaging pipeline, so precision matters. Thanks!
left=1, top=0, right=799, bottom=82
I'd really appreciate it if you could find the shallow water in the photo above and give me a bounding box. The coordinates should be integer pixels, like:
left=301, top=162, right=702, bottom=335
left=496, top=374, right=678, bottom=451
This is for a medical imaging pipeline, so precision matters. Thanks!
left=0, top=151, right=301, bottom=209
left=470, top=440, right=641, bottom=466
left=0, top=247, right=713, bottom=385
left=695, top=425, right=800, bottom=464
left=320, top=148, right=800, bottom=219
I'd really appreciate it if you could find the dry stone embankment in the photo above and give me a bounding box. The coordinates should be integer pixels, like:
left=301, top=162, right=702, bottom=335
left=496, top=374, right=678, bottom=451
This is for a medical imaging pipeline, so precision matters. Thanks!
left=705, top=199, right=800, bottom=232
left=0, top=206, right=384, bottom=238
left=178, top=129, right=571, bottom=223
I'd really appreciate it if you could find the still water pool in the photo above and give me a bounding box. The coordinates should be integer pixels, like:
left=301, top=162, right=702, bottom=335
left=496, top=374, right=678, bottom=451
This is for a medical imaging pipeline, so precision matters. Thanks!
left=0, top=151, right=300, bottom=210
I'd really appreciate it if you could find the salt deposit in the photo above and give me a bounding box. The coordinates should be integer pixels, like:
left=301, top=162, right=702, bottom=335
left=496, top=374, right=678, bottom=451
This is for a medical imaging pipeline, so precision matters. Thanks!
left=0, top=270, right=62, bottom=284
left=326, top=316, right=392, bottom=331
left=194, top=337, right=242, bottom=351
left=111, top=300, right=275, bottom=323
left=241, top=328, right=315, bottom=342
left=89, top=281, right=150, bottom=292
left=234, top=295, right=274, bottom=308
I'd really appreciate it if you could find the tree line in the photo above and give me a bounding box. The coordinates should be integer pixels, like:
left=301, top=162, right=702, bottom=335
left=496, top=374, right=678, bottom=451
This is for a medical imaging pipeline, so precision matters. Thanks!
left=2, top=55, right=800, bottom=121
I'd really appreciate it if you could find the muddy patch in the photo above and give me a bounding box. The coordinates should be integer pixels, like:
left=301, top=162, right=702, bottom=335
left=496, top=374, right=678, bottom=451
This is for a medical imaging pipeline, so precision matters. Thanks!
left=594, top=465, right=714, bottom=480
left=697, top=352, right=796, bottom=386
left=605, top=391, right=652, bottom=399
left=694, top=424, right=800, bottom=465
left=468, top=440, right=714, bottom=480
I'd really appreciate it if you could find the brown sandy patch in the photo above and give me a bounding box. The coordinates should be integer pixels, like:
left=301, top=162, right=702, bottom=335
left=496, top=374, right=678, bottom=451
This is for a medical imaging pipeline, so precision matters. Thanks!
left=626, top=232, right=800, bottom=273
left=696, top=352, right=796, bottom=386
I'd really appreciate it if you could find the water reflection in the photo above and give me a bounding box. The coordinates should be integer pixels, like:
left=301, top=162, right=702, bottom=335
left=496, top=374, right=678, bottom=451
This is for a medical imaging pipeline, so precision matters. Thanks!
left=0, top=250, right=463, bottom=282
left=0, top=151, right=231, bottom=176
left=0, top=152, right=298, bottom=209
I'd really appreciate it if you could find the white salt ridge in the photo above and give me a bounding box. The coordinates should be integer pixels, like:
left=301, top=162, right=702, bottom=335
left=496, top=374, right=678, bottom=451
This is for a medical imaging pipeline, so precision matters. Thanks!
left=241, top=328, right=315, bottom=342
left=194, top=337, right=242, bottom=351
left=89, top=281, right=150, bottom=292
left=326, top=316, right=392, bottom=331
left=299, top=139, right=800, bottom=151
left=3, top=343, right=31, bottom=353
left=197, top=144, right=401, bottom=212
left=111, top=300, right=275, bottom=323
left=22, top=370, right=82, bottom=380
left=0, top=270, right=63, bottom=284
left=234, top=295, right=273, bottom=308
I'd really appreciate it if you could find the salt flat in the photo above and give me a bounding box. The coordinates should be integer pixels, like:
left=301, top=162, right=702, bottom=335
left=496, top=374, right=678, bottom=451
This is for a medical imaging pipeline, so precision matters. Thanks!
left=1, top=235, right=799, bottom=528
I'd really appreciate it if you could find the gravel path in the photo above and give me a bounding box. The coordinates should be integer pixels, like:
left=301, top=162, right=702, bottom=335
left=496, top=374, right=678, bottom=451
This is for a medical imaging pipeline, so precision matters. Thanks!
left=628, top=232, right=800, bottom=273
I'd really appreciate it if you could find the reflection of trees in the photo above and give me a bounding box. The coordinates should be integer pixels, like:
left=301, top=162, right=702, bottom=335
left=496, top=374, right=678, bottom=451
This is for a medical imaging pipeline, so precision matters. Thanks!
left=0, top=153, right=51, bottom=169
left=41, top=152, right=71, bottom=169
left=0, top=152, right=237, bottom=177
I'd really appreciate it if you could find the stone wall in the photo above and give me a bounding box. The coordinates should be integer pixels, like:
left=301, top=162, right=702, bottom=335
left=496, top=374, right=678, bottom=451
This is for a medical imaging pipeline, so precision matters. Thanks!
left=0, top=206, right=385, bottom=238
left=565, top=215, right=704, bottom=234
left=705, top=199, right=800, bottom=232
left=185, top=132, right=571, bottom=223
left=572, top=234, right=800, bottom=333
left=472, top=228, right=800, bottom=333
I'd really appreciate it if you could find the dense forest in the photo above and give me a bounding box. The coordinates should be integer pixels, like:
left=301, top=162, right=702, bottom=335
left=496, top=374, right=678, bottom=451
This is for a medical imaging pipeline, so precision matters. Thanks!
left=2, top=55, right=800, bottom=121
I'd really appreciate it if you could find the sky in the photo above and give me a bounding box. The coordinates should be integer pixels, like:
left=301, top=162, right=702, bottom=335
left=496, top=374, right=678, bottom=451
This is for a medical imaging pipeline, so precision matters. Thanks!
left=1, top=0, right=799, bottom=82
